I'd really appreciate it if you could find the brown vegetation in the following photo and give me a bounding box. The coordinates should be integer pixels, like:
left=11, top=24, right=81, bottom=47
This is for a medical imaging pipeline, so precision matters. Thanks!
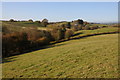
left=2, top=19, right=107, bottom=57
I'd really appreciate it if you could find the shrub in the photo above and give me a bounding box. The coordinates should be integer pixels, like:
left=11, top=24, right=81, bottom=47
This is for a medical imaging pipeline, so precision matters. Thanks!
left=41, top=19, right=48, bottom=27
left=73, top=19, right=84, bottom=25
left=2, top=32, right=29, bottom=57
left=36, top=37, right=50, bottom=45
left=24, top=27, right=51, bottom=45
left=57, top=29, right=65, bottom=40
left=101, top=26, right=108, bottom=28
left=65, top=29, right=74, bottom=39
left=66, top=22, right=71, bottom=28
left=28, top=19, right=33, bottom=22
left=2, top=26, right=52, bottom=57
left=71, top=26, right=79, bottom=31
left=90, top=26, right=99, bottom=30
left=77, top=25, right=83, bottom=30
left=77, top=19, right=84, bottom=24
left=50, top=28, right=59, bottom=41
left=35, top=21, right=41, bottom=23
left=83, top=21, right=89, bottom=26
left=50, top=27, right=66, bottom=41
left=83, top=25, right=90, bottom=30
left=9, top=19, right=15, bottom=22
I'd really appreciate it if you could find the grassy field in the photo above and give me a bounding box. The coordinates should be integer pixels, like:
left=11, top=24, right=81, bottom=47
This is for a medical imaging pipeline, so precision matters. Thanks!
left=72, top=27, right=118, bottom=38
left=2, top=33, right=118, bottom=78
left=2, top=21, right=43, bottom=27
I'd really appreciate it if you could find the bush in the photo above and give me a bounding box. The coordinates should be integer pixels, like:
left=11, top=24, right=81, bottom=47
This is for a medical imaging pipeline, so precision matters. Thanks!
left=66, top=22, right=71, bottom=28
left=2, top=26, right=52, bottom=57
left=36, top=37, right=50, bottom=45
left=77, top=19, right=84, bottom=24
left=65, top=29, right=74, bottom=39
left=41, top=19, right=48, bottom=27
left=35, top=21, right=41, bottom=23
left=71, top=26, right=79, bottom=31
left=50, top=27, right=66, bottom=41
left=77, top=25, right=83, bottom=30
left=101, top=26, right=108, bottom=28
left=24, top=27, right=51, bottom=46
left=58, top=29, right=66, bottom=40
left=83, top=25, right=91, bottom=30
left=28, top=19, right=33, bottom=22
left=90, top=26, right=99, bottom=30
left=73, top=19, right=84, bottom=25
left=50, top=28, right=59, bottom=41
left=2, top=32, right=29, bottom=57
left=9, top=19, right=15, bottom=22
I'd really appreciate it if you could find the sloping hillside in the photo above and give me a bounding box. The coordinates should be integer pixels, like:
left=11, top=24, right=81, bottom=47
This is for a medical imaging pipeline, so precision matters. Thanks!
left=2, top=34, right=118, bottom=78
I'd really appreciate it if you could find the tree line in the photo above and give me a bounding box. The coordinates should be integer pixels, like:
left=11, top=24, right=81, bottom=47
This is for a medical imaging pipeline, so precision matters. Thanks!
left=2, top=19, right=104, bottom=57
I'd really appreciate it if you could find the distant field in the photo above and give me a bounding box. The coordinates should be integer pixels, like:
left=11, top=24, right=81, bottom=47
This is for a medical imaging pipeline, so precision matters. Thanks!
left=73, top=27, right=118, bottom=38
left=2, top=21, right=42, bottom=27
left=2, top=34, right=118, bottom=78
left=2, top=21, right=118, bottom=33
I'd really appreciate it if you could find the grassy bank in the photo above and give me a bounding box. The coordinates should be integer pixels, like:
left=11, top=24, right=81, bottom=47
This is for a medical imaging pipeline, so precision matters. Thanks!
left=2, top=34, right=118, bottom=78
left=51, top=27, right=119, bottom=44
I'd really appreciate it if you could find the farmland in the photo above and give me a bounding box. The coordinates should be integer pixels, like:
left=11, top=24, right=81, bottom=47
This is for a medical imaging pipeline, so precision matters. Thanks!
left=2, top=33, right=118, bottom=78
left=1, top=2, right=119, bottom=79
left=1, top=19, right=119, bottom=78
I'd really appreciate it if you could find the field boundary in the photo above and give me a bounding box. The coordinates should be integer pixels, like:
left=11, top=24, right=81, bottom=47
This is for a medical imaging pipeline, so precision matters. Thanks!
left=51, top=31, right=119, bottom=44
left=2, top=31, right=119, bottom=59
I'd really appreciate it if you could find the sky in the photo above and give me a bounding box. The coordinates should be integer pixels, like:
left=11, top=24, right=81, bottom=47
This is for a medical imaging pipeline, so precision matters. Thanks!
left=2, top=2, right=118, bottom=23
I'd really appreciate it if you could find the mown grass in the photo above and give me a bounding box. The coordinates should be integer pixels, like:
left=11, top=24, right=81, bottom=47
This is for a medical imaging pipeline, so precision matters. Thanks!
left=2, top=33, right=118, bottom=78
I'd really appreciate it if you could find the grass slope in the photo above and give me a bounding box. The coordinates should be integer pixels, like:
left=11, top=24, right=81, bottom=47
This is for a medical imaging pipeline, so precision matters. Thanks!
left=2, top=21, right=42, bottom=27
left=2, top=21, right=52, bottom=31
left=73, top=27, right=118, bottom=38
left=2, top=34, right=118, bottom=78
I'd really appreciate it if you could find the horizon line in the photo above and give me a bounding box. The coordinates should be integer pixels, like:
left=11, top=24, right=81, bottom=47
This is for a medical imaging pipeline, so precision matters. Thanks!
left=0, top=19, right=118, bottom=23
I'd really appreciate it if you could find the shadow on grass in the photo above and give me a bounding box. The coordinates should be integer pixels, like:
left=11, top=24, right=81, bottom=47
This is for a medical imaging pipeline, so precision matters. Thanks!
left=72, top=32, right=83, bottom=36
left=2, top=43, right=65, bottom=63
left=72, top=31, right=119, bottom=40
left=52, top=31, right=119, bottom=44
left=2, top=31, right=119, bottom=63
left=2, top=56, right=17, bottom=63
